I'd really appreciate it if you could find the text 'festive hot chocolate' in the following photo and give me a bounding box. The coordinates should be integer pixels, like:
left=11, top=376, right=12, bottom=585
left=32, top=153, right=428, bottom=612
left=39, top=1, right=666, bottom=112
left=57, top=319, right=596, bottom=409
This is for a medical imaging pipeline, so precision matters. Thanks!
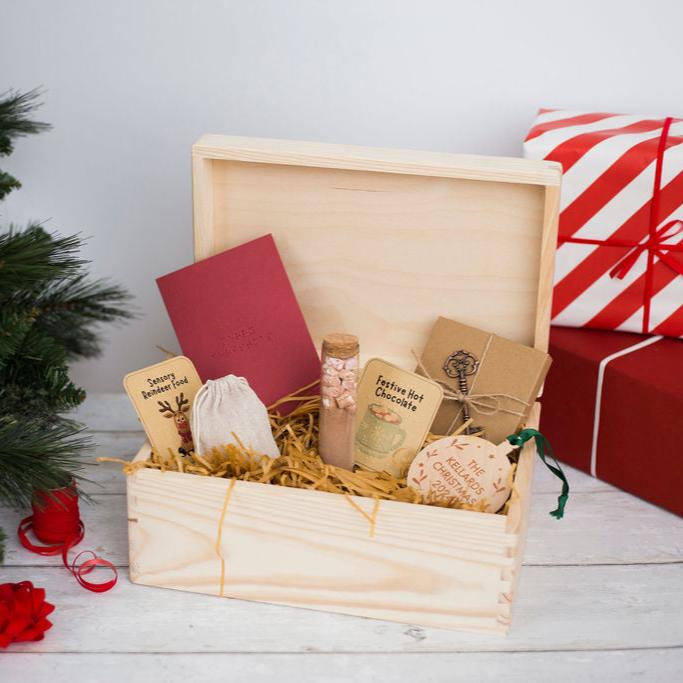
left=354, top=358, right=443, bottom=478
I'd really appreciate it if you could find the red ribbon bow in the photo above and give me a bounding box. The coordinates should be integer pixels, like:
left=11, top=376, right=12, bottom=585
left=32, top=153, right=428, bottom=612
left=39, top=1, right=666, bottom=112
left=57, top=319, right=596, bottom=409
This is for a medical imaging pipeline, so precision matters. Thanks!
left=608, top=220, right=683, bottom=280
left=0, top=581, right=54, bottom=648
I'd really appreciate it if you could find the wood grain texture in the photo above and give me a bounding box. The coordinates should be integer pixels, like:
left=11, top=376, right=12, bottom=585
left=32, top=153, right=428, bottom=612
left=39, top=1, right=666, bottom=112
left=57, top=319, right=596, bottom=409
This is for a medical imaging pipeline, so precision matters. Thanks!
left=500, top=406, right=539, bottom=629
left=71, top=392, right=140, bottom=431
left=3, top=396, right=683, bottom=680
left=5, top=477, right=681, bottom=570
left=79, top=431, right=148, bottom=494
left=192, top=136, right=561, bottom=358
left=192, top=154, right=214, bottom=260
left=207, top=161, right=544, bottom=358
left=534, top=184, right=561, bottom=352
left=2, top=564, right=682, bottom=653
left=127, top=442, right=521, bottom=633
left=193, top=135, right=562, bottom=186
left=4, top=650, right=683, bottom=683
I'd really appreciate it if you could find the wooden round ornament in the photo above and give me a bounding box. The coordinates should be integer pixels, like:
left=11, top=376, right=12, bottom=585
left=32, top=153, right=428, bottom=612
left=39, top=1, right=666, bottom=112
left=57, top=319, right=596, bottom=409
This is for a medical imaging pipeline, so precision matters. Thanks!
left=407, top=435, right=514, bottom=513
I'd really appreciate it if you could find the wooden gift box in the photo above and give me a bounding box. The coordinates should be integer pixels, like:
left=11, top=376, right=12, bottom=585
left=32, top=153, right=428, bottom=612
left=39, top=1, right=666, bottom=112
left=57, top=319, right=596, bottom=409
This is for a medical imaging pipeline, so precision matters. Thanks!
left=127, top=136, right=561, bottom=634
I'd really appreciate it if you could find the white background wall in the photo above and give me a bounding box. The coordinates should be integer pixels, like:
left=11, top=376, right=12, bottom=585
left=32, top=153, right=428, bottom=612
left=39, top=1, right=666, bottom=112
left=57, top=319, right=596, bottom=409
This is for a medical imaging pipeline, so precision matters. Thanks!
left=2, top=0, right=682, bottom=391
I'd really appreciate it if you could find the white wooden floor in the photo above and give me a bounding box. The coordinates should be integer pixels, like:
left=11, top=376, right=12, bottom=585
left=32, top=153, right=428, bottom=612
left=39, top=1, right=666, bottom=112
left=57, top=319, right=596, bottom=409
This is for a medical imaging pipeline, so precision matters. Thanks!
left=1, top=394, right=682, bottom=682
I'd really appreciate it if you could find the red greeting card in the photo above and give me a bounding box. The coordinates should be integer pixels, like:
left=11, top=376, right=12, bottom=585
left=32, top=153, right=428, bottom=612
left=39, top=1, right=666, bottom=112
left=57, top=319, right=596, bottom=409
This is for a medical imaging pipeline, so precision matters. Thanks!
left=157, top=234, right=320, bottom=408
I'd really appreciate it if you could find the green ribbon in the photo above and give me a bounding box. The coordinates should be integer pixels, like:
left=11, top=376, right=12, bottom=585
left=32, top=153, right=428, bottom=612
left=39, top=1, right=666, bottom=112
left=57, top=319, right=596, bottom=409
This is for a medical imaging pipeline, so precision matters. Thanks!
left=507, top=428, right=569, bottom=520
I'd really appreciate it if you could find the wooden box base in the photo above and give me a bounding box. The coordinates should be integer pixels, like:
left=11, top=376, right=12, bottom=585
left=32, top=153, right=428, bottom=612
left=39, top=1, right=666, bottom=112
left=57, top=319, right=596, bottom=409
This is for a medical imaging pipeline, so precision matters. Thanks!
left=126, top=407, right=537, bottom=634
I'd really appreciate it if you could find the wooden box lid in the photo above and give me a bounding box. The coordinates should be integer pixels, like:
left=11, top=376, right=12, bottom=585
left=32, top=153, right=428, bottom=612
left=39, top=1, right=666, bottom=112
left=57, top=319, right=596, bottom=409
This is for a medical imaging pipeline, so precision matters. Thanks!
left=192, top=136, right=561, bottom=366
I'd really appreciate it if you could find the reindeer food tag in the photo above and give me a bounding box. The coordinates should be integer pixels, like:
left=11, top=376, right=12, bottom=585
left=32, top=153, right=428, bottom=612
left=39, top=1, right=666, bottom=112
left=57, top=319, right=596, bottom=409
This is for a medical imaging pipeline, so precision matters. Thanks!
left=123, top=356, right=202, bottom=458
left=407, top=435, right=514, bottom=513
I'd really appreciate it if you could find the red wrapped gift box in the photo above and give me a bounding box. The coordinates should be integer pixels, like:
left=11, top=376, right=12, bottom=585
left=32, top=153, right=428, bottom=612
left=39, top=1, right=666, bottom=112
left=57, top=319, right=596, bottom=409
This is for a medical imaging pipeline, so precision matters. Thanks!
left=540, top=325, right=683, bottom=516
left=524, top=109, right=683, bottom=338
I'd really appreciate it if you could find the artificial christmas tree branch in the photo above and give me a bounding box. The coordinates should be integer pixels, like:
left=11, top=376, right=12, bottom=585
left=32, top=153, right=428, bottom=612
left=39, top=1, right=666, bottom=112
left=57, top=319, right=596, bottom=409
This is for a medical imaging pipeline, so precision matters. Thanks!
left=0, top=223, right=85, bottom=295
left=0, top=418, right=90, bottom=510
left=0, top=89, right=132, bottom=562
left=0, top=89, right=50, bottom=200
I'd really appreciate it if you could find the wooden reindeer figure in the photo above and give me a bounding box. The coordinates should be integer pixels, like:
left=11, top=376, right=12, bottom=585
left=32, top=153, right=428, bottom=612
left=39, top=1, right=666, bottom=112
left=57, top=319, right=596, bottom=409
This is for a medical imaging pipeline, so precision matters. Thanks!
left=158, top=393, right=194, bottom=454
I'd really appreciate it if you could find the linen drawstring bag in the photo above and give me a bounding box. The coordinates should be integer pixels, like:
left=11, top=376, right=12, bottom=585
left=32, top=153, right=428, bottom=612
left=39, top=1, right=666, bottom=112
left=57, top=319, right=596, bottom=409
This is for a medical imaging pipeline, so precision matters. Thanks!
left=191, top=375, right=279, bottom=457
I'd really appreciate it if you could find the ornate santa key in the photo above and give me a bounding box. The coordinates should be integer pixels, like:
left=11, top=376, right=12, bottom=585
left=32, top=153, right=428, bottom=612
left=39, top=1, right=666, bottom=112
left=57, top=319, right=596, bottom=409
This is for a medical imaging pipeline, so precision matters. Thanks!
left=443, top=350, right=480, bottom=433
left=407, top=434, right=514, bottom=513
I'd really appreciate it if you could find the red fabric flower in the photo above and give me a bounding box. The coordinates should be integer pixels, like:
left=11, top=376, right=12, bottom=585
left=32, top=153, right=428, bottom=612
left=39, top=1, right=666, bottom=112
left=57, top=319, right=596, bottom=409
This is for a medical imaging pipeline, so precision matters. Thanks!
left=0, top=581, right=54, bottom=648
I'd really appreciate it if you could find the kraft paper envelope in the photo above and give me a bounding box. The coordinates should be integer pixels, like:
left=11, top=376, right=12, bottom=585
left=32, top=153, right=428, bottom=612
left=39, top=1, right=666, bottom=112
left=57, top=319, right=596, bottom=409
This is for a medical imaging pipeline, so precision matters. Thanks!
left=416, top=317, right=551, bottom=443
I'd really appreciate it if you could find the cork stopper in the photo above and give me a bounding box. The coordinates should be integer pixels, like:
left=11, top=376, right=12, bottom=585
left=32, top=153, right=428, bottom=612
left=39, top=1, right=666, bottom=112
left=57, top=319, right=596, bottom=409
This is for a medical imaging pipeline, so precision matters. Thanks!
left=322, top=333, right=359, bottom=359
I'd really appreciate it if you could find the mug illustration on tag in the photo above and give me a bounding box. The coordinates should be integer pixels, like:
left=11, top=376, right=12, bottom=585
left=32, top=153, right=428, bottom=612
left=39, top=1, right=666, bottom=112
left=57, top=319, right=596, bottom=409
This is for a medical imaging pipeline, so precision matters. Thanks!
left=355, top=403, right=406, bottom=457
left=353, top=358, right=443, bottom=477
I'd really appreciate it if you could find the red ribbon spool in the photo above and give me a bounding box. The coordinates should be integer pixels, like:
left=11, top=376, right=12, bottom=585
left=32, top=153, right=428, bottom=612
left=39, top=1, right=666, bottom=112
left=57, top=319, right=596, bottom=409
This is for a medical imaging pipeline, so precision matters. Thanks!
left=17, top=483, right=117, bottom=593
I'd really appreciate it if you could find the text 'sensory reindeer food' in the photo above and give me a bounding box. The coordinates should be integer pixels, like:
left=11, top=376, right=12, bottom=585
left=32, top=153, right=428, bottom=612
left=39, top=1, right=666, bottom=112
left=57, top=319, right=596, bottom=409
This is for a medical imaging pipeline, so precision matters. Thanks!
left=123, top=356, right=202, bottom=458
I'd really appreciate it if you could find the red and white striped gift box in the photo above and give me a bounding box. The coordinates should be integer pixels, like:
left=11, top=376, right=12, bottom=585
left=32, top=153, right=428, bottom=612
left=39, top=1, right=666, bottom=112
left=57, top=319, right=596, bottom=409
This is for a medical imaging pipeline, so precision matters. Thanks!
left=524, top=109, right=683, bottom=338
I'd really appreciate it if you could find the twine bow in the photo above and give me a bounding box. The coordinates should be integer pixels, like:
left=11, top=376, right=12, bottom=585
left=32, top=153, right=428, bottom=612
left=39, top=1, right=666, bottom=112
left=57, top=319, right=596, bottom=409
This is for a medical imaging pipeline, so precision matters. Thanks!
left=412, top=351, right=530, bottom=419
left=441, top=387, right=528, bottom=417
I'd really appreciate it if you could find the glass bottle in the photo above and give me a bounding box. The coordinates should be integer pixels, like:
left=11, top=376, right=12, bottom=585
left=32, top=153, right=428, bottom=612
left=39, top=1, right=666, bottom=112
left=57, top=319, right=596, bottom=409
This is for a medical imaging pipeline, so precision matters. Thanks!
left=318, top=333, right=359, bottom=470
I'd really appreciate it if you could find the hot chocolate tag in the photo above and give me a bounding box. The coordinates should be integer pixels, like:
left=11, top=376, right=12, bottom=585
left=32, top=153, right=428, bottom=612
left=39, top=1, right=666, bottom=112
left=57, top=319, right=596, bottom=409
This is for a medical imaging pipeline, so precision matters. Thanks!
left=354, top=358, right=443, bottom=477
left=407, top=435, right=514, bottom=512
left=123, top=356, right=202, bottom=458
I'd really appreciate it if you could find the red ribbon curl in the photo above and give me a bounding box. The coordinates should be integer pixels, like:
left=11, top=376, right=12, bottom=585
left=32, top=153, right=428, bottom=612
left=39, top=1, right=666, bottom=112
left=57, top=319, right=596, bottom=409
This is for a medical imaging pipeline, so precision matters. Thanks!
left=17, top=484, right=117, bottom=593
